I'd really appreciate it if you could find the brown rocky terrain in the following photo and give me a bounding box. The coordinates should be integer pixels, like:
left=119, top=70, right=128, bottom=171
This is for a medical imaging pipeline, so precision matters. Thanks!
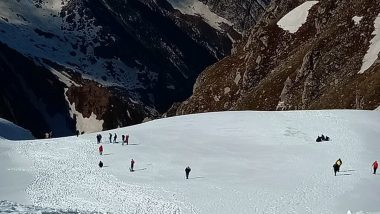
left=175, top=0, right=380, bottom=115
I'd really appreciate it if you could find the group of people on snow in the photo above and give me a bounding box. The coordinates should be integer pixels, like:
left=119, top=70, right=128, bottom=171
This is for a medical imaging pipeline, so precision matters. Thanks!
left=332, top=158, right=378, bottom=176
left=96, top=134, right=192, bottom=178
left=316, top=134, right=330, bottom=142
left=102, top=133, right=129, bottom=144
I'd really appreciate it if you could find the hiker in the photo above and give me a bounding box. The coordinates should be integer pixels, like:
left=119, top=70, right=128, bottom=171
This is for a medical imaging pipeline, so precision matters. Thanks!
left=130, top=159, right=135, bottom=172
left=333, top=163, right=339, bottom=176
left=96, top=134, right=101, bottom=144
left=99, top=145, right=103, bottom=155
left=316, top=136, right=322, bottom=142
left=373, top=161, right=378, bottom=174
left=122, top=135, right=125, bottom=143
left=113, top=133, right=117, bottom=143
left=76, top=130, right=79, bottom=137
left=321, top=134, right=326, bottom=141
left=125, top=134, right=129, bottom=145
left=185, top=166, right=191, bottom=179
left=335, top=158, right=342, bottom=172
left=99, top=161, right=103, bottom=168
left=109, top=133, right=112, bottom=143
left=325, top=136, right=330, bottom=141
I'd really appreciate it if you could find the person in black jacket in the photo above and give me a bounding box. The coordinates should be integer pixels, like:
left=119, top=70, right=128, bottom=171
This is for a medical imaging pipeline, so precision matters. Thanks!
left=185, top=166, right=191, bottom=179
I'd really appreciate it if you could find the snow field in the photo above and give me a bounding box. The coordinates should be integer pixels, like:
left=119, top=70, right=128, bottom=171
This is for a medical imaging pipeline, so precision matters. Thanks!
left=1, top=110, right=380, bottom=213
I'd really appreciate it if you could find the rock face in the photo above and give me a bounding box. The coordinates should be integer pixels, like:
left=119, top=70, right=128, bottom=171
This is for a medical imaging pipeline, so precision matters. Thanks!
left=1, top=0, right=273, bottom=137
left=176, top=0, right=380, bottom=115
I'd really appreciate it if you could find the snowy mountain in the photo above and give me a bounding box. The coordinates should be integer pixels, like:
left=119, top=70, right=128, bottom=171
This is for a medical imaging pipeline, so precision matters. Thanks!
left=1, top=110, right=380, bottom=213
left=0, top=0, right=272, bottom=137
left=175, top=0, right=380, bottom=115
left=0, top=118, right=34, bottom=140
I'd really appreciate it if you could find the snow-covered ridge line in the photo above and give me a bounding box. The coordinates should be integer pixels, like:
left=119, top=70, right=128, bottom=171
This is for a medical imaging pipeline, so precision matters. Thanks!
left=277, top=1, right=319, bottom=33
left=0, top=118, right=34, bottom=140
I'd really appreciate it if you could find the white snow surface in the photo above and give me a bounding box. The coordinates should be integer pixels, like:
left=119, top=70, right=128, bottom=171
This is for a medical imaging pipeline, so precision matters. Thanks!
left=359, top=13, right=380, bottom=74
left=167, top=0, right=232, bottom=30
left=353, top=16, right=363, bottom=25
left=277, top=1, right=319, bottom=33
left=1, top=111, right=380, bottom=213
left=0, top=118, right=34, bottom=140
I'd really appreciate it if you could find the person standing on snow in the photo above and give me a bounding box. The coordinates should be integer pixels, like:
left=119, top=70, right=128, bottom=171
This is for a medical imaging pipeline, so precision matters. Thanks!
left=99, top=161, right=103, bottom=168
left=109, top=133, right=112, bottom=143
left=335, top=158, right=342, bottom=172
left=185, top=166, right=191, bottom=179
left=333, top=163, right=339, bottom=176
left=99, top=145, right=103, bottom=155
left=122, top=135, right=125, bottom=143
left=113, top=133, right=117, bottom=143
left=373, top=161, right=378, bottom=174
left=130, top=159, right=135, bottom=172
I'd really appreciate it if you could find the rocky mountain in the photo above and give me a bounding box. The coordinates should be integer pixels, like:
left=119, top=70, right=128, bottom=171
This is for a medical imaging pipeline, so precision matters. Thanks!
left=0, top=0, right=270, bottom=137
left=175, top=0, right=380, bottom=115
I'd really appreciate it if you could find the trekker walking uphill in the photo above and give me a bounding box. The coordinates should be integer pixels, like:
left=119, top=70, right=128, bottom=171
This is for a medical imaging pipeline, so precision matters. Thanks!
left=130, top=159, right=135, bottom=172
left=185, top=166, right=191, bottom=179
left=99, top=161, right=103, bottom=168
left=122, top=134, right=129, bottom=146
left=99, top=145, right=103, bottom=155
left=335, top=158, right=342, bottom=172
left=113, top=133, right=117, bottom=143
left=373, top=161, right=378, bottom=174
left=333, top=163, right=339, bottom=176
left=109, top=133, right=112, bottom=143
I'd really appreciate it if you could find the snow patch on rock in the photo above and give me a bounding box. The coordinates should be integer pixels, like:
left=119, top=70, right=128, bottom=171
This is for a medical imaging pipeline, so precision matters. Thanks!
left=352, top=16, right=363, bottom=25
left=358, top=13, right=380, bottom=74
left=277, top=1, right=319, bottom=33
left=167, top=0, right=232, bottom=31
left=64, top=89, right=103, bottom=134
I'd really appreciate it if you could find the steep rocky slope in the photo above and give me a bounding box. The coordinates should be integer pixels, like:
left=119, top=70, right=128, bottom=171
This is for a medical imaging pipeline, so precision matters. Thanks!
left=0, top=0, right=271, bottom=137
left=176, top=0, right=380, bottom=115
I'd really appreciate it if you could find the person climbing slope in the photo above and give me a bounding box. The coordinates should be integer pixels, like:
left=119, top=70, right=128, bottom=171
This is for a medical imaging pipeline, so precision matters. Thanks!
left=99, top=145, right=103, bottom=155
left=185, top=166, right=191, bottom=179
left=109, top=133, right=112, bottom=144
left=99, top=161, right=103, bottom=168
left=333, top=163, right=339, bottom=176
left=335, top=158, right=342, bottom=172
left=373, top=161, right=378, bottom=174
left=130, top=159, right=135, bottom=172
left=113, top=133, right=117, bottom=143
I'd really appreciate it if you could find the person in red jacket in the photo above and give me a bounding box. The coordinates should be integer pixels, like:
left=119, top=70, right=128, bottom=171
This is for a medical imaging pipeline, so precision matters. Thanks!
left=373, top=161, right=378, bottom=174
left=99, top=145, right=103, bottom=155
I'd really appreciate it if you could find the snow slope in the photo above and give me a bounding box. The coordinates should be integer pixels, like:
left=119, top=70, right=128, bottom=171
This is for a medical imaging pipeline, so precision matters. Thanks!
left=1, top=111, right=380, bottom=213
left=0, top=118, right=34, bottom=140
left=277, top=1, right=319, bottom=33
